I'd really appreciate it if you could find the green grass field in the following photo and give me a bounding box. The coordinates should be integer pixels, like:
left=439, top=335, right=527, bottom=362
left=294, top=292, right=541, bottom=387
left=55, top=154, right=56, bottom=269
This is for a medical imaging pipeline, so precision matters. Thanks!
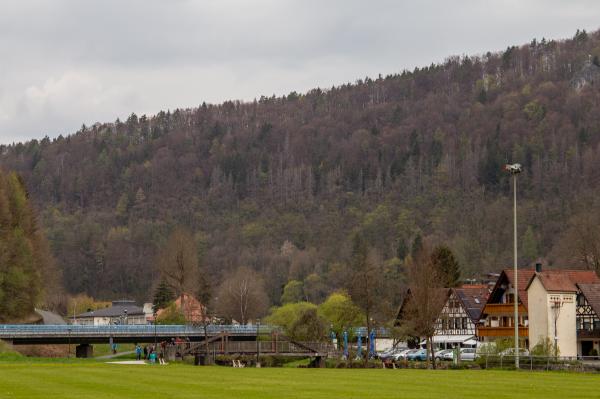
left=0, top=360, right=598, bottom=399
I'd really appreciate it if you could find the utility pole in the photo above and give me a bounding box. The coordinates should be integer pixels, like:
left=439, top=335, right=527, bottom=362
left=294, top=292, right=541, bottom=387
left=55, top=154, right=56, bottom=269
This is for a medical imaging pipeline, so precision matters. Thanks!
left=256, top=318, right=260, bottom=367
left=505, top=163, right=522, bottom=369
left=154, top=310, right=157, bottom=347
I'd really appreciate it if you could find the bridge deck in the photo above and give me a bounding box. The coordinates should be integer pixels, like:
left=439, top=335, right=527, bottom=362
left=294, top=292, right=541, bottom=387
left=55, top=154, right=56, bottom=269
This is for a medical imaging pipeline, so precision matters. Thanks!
left=0, top=325, right=267, bottom=345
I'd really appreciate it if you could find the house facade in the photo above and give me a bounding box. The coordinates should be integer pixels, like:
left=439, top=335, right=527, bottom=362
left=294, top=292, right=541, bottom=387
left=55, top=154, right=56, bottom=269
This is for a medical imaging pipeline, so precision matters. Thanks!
left=478, top=269, right=534, bottom=343
left=74, top=300, right=147, bottom=325
left=396, top=285, right=488, bottom=348
left=151, top=293, right=207, bottom=324
left=526, top=270, right=600, bottom=357
left=576, top=283, right=600, bottom=356
left=433, top=285, right=488, bottom=347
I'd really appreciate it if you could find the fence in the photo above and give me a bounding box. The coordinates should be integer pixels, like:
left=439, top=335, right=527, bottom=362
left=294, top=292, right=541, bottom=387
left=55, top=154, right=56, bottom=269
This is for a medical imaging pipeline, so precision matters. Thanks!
left=0, top=324, right=273, bottom=338
left=478, top=354, right=600, bottom=372
left=185, top=340, right=333, bottom=355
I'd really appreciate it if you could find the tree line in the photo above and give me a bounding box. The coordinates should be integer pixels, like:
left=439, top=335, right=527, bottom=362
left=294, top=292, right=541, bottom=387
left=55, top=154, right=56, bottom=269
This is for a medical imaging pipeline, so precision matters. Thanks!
left=1, top=29, right=600, bottom=318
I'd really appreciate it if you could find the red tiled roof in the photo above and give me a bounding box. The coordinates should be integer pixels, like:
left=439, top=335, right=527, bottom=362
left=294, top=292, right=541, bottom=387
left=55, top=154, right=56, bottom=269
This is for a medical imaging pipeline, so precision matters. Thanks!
left=577, top=283, right=600, bottom=317
left=502, top=269, right=536, bottom=309
left=529, top=270, right=600, bottom=293
left=155, top=293, right=207, bottom=323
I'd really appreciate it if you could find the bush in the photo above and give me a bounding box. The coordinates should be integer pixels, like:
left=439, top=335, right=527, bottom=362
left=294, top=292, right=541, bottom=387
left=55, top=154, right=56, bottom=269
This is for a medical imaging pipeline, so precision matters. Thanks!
left=0, top=341, right=22, bottom=361
left=531, top=337, right=559, bottom=357
left=326, top=359, right=383, bottom=369
left=213, top=354, right=308, bottom=367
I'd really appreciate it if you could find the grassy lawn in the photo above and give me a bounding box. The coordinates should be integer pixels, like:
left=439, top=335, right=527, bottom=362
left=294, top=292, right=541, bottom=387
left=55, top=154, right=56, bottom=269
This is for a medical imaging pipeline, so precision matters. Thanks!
left=0, top=361, right=598, bottom=399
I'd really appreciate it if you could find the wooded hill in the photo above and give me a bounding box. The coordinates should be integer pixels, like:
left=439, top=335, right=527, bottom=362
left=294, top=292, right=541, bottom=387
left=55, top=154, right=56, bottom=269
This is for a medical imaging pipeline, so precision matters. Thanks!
left=0, top=170, right=61, bottom=321
left=2, top=29, right=600, bottom=309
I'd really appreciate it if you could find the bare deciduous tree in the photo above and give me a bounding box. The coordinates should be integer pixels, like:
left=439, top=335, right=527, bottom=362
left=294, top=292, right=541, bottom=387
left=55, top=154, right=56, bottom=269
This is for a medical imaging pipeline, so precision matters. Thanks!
left=347, top=233, right=387, bottom=359
left=552, top=211, right=600, bottom=275
left=216, top=266, right=269, bottom=324
left=157, top=227, right=198, bottom=315
left=403, top=246, right=448, bottom=368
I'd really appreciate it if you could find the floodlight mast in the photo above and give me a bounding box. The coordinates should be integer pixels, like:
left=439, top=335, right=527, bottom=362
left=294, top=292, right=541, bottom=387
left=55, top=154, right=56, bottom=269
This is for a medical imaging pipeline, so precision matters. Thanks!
left=504, top=163, right=522, bottom=369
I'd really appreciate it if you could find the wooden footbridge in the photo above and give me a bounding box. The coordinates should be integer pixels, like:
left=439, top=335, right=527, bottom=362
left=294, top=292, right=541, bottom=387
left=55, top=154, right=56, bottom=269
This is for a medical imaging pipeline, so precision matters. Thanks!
left=179, top=333, right=332, bottom=357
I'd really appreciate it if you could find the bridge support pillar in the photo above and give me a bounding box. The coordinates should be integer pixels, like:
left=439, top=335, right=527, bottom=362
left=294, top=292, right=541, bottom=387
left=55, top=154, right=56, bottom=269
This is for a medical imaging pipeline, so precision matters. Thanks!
left=309, top=356, right=325, bottom=368
left=75, top=344, right=93, bottom=358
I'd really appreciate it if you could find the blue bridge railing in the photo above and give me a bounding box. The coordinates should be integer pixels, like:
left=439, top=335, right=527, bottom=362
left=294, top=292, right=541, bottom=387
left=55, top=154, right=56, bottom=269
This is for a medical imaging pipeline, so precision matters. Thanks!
left=0, top=324, right=272, bottom=336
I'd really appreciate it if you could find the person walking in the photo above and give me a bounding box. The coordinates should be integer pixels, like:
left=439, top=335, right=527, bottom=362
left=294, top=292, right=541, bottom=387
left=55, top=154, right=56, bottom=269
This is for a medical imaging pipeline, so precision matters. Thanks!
left=143, top=345, right=148, bottom=359
left=135, top=344, right=142, bottom=361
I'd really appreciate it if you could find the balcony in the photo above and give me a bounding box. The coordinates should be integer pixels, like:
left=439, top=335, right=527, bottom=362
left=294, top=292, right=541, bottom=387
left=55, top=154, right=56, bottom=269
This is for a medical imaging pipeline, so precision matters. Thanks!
left=577, top=329, right=600, bottom=339
left=477, top=326, right=528, bottom=337
left=482, top=303, right=527, bottom=315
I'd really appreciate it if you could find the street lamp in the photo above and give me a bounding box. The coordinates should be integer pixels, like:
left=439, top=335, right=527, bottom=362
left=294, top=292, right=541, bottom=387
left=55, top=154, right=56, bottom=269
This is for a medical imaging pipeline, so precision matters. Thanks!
left=68, top=327, right=72, bottom=358
left=154, top=311, right=158, bottom=347
left=504, top=163, right=522, bottom=369
left=256, top=318, right=261, bottom=367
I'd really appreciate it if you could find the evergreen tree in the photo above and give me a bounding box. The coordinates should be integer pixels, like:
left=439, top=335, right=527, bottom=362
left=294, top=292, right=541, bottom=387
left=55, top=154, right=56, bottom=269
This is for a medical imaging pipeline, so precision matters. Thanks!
left=396, top=237, right=408, bottom=260
left=411, top=234, right=423, bottom=259
left=196, top=271, right=212, bottom=306
left=0, top=171, right=58, bottom=322
left=152, top=279, right=175, bottom=311
left=430, top=245, right=461, bottom=288
left=522, top=226, right=539, bottom=263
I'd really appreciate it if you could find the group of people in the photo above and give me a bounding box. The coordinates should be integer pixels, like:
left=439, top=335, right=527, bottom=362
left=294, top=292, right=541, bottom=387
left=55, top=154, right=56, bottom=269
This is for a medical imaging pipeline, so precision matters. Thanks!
left=135, top=343, right=166, bottom=365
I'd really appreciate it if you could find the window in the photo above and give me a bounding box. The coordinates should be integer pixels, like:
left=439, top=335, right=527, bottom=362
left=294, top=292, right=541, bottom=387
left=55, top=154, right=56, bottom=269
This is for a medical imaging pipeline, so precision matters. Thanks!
left=462, top=318, right=468, bottom=329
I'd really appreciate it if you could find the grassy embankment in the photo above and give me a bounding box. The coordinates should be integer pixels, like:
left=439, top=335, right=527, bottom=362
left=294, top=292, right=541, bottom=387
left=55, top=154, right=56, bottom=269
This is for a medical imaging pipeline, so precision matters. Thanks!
left=0, top=358, right=598, bottom=399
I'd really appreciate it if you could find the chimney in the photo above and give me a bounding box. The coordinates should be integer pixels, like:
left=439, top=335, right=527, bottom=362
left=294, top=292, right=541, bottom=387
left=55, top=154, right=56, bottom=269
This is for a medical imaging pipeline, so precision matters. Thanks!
left=535, top=263, right=542, bottom=273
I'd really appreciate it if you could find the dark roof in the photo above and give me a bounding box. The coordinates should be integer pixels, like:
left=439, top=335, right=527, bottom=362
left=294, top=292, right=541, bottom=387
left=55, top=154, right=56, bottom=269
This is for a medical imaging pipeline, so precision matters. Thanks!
left=76, top=300, right=145, bottom=318
left=577, top=283, right=600, bottom=317
left=395, top=288, right=450, bottom=324
left=527, top=270, right=600, bottom=293
left=489, top=269, right=536, bottom=309
left=454, top=285, right=489, bottom=322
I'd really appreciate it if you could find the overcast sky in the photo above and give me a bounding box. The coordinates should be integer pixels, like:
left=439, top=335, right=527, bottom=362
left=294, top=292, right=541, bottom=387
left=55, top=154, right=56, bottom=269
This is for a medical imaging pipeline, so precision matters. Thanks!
left=1, top=0, right=600, bottom=144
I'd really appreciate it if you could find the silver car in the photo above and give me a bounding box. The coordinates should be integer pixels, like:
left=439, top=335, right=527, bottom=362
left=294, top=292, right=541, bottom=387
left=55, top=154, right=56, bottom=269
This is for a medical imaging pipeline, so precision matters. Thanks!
left=459, top=348, right=477, bottom=361
left=393, top=348, right=417, bottom=361
left=434, top=349, right=453, bottom=361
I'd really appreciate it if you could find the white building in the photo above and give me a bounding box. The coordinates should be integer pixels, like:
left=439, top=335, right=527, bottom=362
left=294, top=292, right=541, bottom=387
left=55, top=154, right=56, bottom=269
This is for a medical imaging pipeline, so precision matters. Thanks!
left=73, top=300, right=147, bottom=325
left=526, top=269, right=600, bottom=357
left=433, top=286, right=488, bottom=348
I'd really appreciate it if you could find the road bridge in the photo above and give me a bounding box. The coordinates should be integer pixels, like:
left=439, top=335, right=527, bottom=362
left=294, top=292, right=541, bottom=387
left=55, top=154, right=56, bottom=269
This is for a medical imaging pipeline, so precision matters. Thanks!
left=0, top=324, right=265, bottom=345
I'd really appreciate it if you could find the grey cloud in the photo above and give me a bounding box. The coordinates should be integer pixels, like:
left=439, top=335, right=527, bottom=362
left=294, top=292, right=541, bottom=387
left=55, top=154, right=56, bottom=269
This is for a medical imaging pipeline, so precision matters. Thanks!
left=1, top=0, right=600, bottom=144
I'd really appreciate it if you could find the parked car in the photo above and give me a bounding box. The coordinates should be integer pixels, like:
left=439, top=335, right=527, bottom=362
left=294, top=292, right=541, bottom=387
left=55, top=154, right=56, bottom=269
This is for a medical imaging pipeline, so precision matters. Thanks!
left=459, top=348, right=477, bottom=361
left=392, top=348, right=415, bottom=361
left=407, top=349, right=428, bottom=361
left=498, top=348, right=530, bottom=357
left=434, top=349, right=453, bottom=361
left=379, top=347, right=407, bottom=361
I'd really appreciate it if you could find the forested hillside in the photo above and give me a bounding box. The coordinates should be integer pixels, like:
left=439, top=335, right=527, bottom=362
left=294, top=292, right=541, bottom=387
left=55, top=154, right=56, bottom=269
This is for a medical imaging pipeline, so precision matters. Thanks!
left=3, top=29, right=600, bottom=309
left=0, top=170, right=61, bottom=321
